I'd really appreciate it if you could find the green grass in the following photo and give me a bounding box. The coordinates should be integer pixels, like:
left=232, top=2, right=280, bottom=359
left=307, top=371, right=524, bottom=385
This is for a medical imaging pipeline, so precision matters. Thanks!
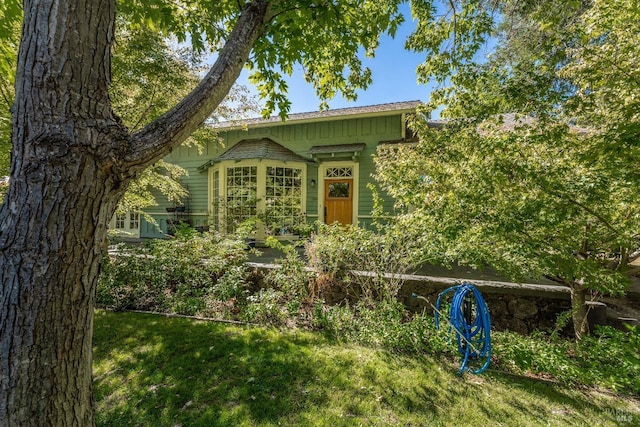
left=93, top=311, right=639, bottom=426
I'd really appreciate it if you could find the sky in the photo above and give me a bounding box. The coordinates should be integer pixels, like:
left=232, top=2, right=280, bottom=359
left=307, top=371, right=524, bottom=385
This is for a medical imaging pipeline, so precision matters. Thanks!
left=235, top=4, right=436, bottom=115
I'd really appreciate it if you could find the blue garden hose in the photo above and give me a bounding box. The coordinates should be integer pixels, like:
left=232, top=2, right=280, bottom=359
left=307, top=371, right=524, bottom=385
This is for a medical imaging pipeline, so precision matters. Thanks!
left=414, top=282, right=492, bottom=374
left=436, top=283, right=492, bottom=374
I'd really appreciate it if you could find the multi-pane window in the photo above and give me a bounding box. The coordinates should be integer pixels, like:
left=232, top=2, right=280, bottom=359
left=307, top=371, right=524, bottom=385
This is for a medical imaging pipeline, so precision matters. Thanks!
left=115, top=213, right=126, bottom=229
left=129, top=212, right=140, bottom=229
left=111, top=211, right=140, bottom=237
left=225, top=166, right=257, bottom=232
left=212, top=170, right=220, bottom=230
left=265, top=166, right=303, bottom=234
left=325, top=167, right=353, bottom=178
left=211, top=163, right=306, bottom=235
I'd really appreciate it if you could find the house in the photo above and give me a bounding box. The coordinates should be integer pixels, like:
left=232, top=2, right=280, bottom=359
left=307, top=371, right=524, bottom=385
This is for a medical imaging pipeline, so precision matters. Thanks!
left=112, top=100, right=422, bottom=239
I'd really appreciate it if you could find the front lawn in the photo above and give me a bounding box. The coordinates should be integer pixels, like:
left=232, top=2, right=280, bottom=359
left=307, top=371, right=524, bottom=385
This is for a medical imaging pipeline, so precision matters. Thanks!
left=93, top=311, right=639, bottom=426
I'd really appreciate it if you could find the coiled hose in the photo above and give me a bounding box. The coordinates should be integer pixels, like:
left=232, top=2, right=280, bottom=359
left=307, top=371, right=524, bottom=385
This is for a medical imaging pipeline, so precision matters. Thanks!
left=435, top=282, right=492, bottom=374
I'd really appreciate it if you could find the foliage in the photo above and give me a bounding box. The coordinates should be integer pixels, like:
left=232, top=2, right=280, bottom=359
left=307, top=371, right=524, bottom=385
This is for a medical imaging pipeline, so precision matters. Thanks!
left=0, top=0, right=19, bottom=177
left=110, top=24, right=260, bottom=214
left=116, top=160, right=189, bottom=217
left=0, top=9, right=260, bottom=212
left=313, top=299, right=451, bottom=354
left=375, top=123, right=639, bottom=291
left=210, top=265, right=250, bottom=302
left=239, top=238, right=313, bottom=326
left=305, top=222, right=424, bottom=302
left=263, top=237, right=311, bottom=303
left=493, top=325, right=640, bottom=396
left=379, top=0, right=640, bottom=338
left=98, top=231, right=249, bottom=315
left=242, top=288, right=288, bottom=325
left=247, top=0, right=405, bottom=117
left=0, top=179, right=7, bottom=204
left=112, top=0, right=406, bottom=118
left=258, top=210, right=309, bottom=237
left=96, top=227, right=640, bottom=395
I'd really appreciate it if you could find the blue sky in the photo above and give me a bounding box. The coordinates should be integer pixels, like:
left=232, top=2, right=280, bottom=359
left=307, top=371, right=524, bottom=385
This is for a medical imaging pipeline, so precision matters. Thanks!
left=236, top=5, right=435, bottom=115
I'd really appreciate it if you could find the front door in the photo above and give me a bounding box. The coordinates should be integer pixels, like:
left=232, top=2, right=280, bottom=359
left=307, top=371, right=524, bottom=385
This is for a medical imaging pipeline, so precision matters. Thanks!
left=324, top=179, right=353, bottom=225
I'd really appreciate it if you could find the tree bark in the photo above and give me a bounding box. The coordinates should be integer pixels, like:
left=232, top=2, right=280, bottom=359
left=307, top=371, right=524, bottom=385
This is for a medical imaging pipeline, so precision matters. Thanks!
left=0, top=0, right=270, bottom=425
left=569, top=282, right=589, bottom=340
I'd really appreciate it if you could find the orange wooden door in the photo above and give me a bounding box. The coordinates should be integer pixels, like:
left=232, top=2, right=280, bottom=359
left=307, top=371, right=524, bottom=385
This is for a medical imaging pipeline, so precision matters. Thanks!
left=324, top=179, right=353, bottom=225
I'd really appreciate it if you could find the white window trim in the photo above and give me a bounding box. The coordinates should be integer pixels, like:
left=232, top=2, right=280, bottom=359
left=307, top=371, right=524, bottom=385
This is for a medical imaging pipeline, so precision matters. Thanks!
left=109, top=211, right=141, bottom=238
left=318, top=160, right=359, bottom=225
left=208, top=159, right=308, bottom=236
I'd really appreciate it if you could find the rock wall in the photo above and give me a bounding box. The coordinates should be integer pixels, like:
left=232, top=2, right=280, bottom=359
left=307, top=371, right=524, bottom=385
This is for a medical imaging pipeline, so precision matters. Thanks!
left=399, top=280, right=571, bottom=334
left=251, top=264, right=577, bottom=334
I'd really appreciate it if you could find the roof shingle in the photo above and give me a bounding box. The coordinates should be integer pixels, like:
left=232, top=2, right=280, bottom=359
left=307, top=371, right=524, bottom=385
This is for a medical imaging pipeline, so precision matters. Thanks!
left=211, top=100, right=422, bottom=130
left=214, top=138, right=310, bottom=163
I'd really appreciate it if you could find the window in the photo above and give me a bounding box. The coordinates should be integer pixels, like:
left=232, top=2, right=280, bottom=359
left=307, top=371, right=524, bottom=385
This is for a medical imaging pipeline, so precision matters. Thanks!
left=265, top=166, right=303, bottom=234
left=110, top=211, right=141, bottom=238
left=129, top=212, right=140, bottom=229
left=209, top=161, right=307, bottom=235
left=225, top=166, right=257, bottom=232
left=325, top=167, right=353, bottom=178
left=328, top=182, right=350, bottom=198
left=115, top=213, right=126, bottom=229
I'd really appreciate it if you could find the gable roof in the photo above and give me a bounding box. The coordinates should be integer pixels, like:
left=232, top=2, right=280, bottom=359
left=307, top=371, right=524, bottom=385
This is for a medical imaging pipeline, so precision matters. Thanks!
left=198, top=138, right=311, bottom=171
left=211, top=100, right=422, bottom=130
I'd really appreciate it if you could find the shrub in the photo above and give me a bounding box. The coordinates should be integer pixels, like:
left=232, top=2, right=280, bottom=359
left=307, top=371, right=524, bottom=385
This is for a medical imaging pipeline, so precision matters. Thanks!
left=313, top=299, right=450, bottom=354
left=97, top=225, right=640, bottom=396
left=263, top=237, right=311, bottom=303
left=210, top=265, right=250, bottom=302
left=493, top=324, right=640, bottom=395
left=305, top=223, right=423, bottom=302
left=242, top=288, right=287, bottom=325
left=98, top=231, right=249, bottom=314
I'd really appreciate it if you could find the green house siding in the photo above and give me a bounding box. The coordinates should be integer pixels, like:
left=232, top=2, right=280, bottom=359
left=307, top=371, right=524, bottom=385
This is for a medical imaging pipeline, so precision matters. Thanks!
left=139, top=105, right=415, bottom=237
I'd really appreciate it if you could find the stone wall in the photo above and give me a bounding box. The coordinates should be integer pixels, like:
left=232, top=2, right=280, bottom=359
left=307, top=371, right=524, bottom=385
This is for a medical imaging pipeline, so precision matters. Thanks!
left=399, top=282, right=571, bottom=334
left=250, top=263, right=575, bottom=334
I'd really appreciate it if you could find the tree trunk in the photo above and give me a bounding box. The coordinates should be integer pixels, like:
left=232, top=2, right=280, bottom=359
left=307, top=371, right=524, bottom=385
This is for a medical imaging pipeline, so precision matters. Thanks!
left=0, top=1, right=124, bottom=425
left=569, top=282, right=589, bottom=340
left=0, top=0, right=270, bottom=425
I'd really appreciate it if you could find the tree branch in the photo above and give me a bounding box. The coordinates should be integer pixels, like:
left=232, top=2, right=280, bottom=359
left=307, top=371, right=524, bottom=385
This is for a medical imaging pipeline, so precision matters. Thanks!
left=125, top=0, right=272, bottom=172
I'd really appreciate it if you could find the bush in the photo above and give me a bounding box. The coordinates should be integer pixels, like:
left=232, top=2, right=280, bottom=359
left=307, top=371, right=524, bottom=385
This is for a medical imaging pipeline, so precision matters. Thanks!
left=313, top=299, right=450, bottom=354
left=242, top=288, right=287, bottom=325
left=263, top=237, right=311, bottom=303
left=305, top=223, right=423, bottom=302
left=98, top=230, right=249, bottom=314
left=97, top=224, right=640, bottom=396
left=493, top=325, right=640, bottom=395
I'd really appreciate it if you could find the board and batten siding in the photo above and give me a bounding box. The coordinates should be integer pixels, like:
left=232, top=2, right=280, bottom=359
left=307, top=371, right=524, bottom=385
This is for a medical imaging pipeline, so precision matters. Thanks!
left=140, top=113, right=406, bottom=237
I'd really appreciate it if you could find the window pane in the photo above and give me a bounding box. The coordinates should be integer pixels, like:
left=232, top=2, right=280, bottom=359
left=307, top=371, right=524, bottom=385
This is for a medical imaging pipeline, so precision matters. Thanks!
left=328, top=182, right=350, bottom=198
left=225, top=166, right=257, bottom=233
left=264, top=166, right=303, bottom=234
left=115, top=213, right=126, bottom=229
left=129, top=212, right=140, bottom=229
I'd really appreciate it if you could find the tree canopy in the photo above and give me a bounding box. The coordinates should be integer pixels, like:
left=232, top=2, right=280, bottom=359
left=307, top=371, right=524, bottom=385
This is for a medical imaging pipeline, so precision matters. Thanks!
left=0, top=3, right=261, bottom=209
left=110, top=24, right=260, bottom=214
left=2, top=0, right=638, bottom=423
left=0, top=1, right=409, bottom=424
left=376, top=0, right=640, bottom=337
